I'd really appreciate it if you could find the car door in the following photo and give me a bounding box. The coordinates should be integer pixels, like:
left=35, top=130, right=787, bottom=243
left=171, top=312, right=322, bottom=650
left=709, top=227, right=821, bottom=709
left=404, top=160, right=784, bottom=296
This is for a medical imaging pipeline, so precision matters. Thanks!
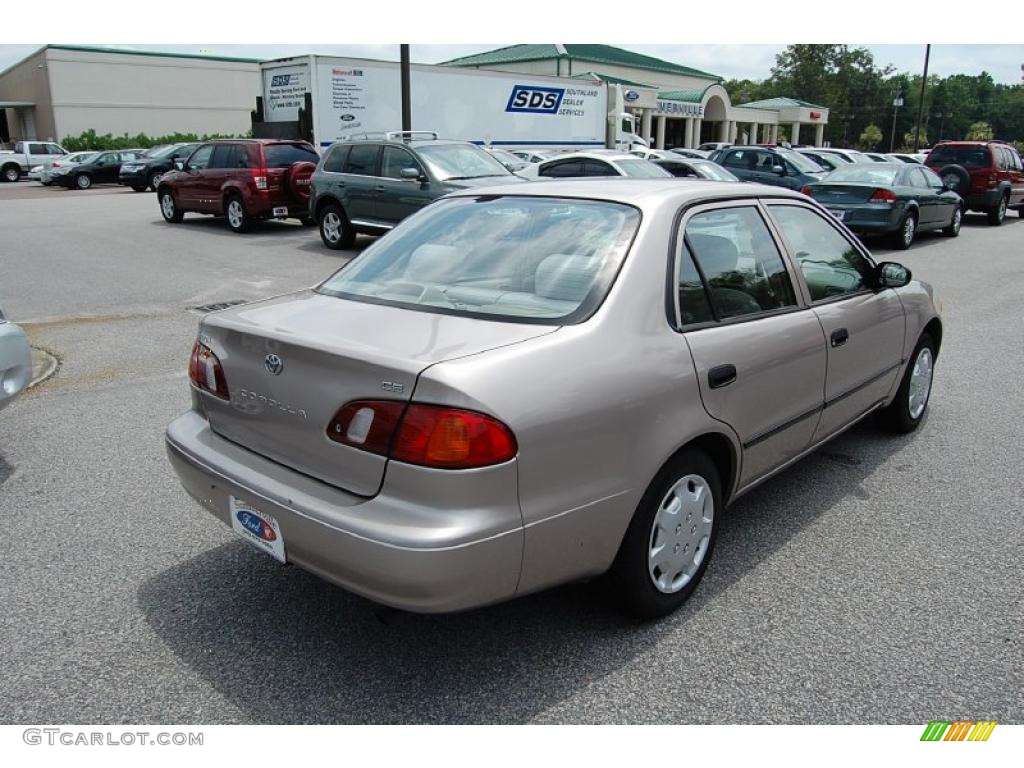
left=176, top=144, right=214, bottom=209
left=676, top=201, right=828, bottom=486
left=201, top=144, right=235, bottom=213
left=766, top=202, right=905, bottom=444
left=375, top=145, right=434, bottom=226
left=920, top=166, right=957, bottom=226
left=1003, top=147, right=1024, bottom=208
left=339, top=143, right=381, bottom=225
left=719, top=149, right=756, bottom=182
left=88, top=152, right=118, bottom=183
left=749, top=150, right=785, bottom=186
left=906, top=166, right=941, bottom=227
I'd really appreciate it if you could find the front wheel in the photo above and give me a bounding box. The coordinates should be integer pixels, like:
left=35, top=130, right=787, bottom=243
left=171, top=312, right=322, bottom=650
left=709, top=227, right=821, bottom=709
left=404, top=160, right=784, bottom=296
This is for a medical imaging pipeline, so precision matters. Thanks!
left=159, top=189, right=183, bottom=223
left=75, top=173, right=92, bottom=190
left=987, top=193, right=1008, bottom=225
left=225, top=194, right=252, bottom=233
left=942, top=206, right=962, bottom=237
left=607, top=448, right=721, bottom=619
left=131, top=184, right=147, bottom=193
left=148, top=171, right=163, bottom=191
left=876, top=333, right=936, bottom=434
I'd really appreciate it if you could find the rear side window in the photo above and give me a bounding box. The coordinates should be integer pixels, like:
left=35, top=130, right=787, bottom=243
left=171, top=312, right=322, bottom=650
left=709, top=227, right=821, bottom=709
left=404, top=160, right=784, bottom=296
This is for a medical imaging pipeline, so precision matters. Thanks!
left=263, top=143, right=320, bottom=168
left=343, top=144, right=379, bottom=175
left=322, top=145, right=349, bottom=173
left=209, top=145, right=233, bottom=169
left=722, top=150, right=754, bottom=170
left=539, top=160, right=583, bottom=178
left=682, top=206, right=797, bottom=322
left=928, top=146, right=992, bottom=169
left=227, top=145, right=250, bottom=169
left=581, top=160, right=616, bottom=176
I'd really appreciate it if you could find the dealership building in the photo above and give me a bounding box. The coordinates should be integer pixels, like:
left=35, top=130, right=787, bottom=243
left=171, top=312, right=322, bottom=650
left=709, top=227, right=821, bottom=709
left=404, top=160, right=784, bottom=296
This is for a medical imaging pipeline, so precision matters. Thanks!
left=0, top=45, right=260, bottom=144
left=442, top=44, right=830, bottom=148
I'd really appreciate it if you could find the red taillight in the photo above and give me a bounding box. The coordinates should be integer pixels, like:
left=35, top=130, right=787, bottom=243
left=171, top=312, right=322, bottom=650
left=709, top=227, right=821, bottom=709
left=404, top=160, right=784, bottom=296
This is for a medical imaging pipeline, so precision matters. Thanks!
left=869, top=188, right=897, bottom=203
left=253, top=168, right=268, bottom=191
left=325, top=400, right=518, bottom=470
left=986, top=174, right=998, bottom=188
left=188, top=341, right=230, bottom=400
left=52, top=162, right=61, bottom=168
left=799, top=185, right=812, bottom=196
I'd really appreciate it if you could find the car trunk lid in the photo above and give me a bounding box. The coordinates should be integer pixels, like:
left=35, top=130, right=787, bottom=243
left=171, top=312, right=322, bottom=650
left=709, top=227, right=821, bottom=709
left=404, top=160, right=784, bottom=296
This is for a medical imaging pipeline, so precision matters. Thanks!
left=198, top=290, right=556, bottom=496
left=806, top=183, right=884, bottom=204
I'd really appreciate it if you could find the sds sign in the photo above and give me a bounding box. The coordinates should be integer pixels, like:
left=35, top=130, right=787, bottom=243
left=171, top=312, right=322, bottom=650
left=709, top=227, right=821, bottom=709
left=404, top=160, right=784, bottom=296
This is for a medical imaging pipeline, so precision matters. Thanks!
left=505, top=85, right=565, bottom=114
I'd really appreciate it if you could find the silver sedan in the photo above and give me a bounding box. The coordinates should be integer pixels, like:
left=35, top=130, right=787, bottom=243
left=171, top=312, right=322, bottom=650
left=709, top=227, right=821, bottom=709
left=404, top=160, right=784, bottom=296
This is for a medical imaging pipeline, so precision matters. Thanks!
left=166, top=180, right=942, bottom=618
left=0, top=304, right=32, bottom=412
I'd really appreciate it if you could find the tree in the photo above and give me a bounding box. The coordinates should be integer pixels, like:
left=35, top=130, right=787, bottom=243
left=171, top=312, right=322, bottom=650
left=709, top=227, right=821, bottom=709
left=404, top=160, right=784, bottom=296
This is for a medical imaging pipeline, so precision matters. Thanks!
left=966, top=121, right=994, bottom=140
left=901, top=130, right=928, bottom=151
left=859, top=124, right=883, bottom=149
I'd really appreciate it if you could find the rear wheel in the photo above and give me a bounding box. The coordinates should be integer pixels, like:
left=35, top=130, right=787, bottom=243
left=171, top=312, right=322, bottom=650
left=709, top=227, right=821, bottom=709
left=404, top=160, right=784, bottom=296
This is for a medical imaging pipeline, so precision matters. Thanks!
left=298, top=215, right=316, bottom=227
left=159, top=189, right=183, bottom=223
left=75, top=173, right=92, bottom=190
left=607, top=448, right=720, bottom=619
left=876, top=333, right=936, bottom=434
left=892, top=211, right=916, bottom=250
left=2, top=164, right=20, bottom=183
left=225, top=194, right=252, bottom=233
left=147, top=170, right=163, bottom=191
left=131, top=184, right=147, bottom=193
left=942, top=205, right=962, bottom=237
left=987, top=193, right=1008, bottom=225
left=318, top=203, right=356, bottom=250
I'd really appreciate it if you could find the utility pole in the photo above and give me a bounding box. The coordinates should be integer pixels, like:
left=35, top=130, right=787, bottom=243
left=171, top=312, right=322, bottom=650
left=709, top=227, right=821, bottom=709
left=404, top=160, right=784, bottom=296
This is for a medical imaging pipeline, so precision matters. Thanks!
left=400, top=44, right=411, bottom=132
left=890, top=95, right=904, bottom=152
left=913, top=44, right=931, bottom=151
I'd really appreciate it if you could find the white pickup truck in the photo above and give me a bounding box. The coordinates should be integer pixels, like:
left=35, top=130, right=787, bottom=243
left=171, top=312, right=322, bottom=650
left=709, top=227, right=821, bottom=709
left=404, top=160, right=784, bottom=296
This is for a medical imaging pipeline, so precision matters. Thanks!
left=0, top=141, right=68, bottom=182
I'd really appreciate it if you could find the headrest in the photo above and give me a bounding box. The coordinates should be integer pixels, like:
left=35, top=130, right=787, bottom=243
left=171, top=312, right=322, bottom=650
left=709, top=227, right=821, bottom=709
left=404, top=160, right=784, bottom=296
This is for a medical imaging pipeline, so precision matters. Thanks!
left=535, top=254, right=599, bottom=302
left=687, top=234, right=739, bottom=274
left=404, top=243, right=462, bottom=282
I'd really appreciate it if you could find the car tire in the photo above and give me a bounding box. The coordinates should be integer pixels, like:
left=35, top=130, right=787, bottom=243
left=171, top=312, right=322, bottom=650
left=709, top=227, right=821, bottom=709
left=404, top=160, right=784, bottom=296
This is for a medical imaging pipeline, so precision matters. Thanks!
left=876, top=333, right=936, bottom=434
left=74, top=173, right=92, bottom=190
left=942, top=205, right=962, bottom=237
left=937, top=164, right=970, bottom=197
left=318, top=203, right=356, bottom=250
left=131, top=184, right=147, bottom=193
left=225, top=194, right=252, bottom=233
left=147, top=171, right=163, bottom=191
left=298, top=215, right=316, bottom=227
left=986, top=193, right=1008, bottom=225
left=892, top=211, right=916, bottom=250
left=159, top=189, right=183, bottom=223
left=2, top=164, right=20, bottom=183
left=607, top=448, right=721, bottom=619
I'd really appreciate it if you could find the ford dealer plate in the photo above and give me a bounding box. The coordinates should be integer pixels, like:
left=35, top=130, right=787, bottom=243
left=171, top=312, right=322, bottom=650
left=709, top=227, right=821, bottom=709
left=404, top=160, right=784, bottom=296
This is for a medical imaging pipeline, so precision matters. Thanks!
left=229, top=496, right=286, bottom=563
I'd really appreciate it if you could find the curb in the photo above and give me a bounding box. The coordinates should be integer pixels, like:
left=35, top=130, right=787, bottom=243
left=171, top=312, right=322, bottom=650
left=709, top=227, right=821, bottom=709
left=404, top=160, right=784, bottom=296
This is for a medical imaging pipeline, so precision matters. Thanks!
left=29, top=346, right=60, bottom=388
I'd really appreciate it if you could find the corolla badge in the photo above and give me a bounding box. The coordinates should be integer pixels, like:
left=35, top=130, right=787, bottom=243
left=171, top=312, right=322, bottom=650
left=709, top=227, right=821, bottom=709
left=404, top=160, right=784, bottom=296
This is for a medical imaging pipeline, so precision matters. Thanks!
left=236, top=511, right=277, bottom=542
left=264, top=354, right=283, bottom=375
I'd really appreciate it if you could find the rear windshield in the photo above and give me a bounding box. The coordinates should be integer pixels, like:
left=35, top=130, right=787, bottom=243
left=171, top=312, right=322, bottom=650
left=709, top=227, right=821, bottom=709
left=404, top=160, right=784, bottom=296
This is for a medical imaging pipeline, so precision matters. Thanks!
left=616, top=159, right=672, bottom=178
left=691, top=160, right=737, bottom=181
left=264, top=143, right=320, bottom=168
left=317, top=196, right=641, bottom=324
left=927, top=146, right=992, bottom=169
left=823, top=165, right=901, bottom=185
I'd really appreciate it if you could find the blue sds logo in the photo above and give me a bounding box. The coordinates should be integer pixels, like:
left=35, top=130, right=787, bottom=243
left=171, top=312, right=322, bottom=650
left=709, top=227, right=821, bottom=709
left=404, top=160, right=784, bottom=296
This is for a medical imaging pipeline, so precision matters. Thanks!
left=506, top=85, right=564, bottom=114
left=271, top=74, right=292, bottom=87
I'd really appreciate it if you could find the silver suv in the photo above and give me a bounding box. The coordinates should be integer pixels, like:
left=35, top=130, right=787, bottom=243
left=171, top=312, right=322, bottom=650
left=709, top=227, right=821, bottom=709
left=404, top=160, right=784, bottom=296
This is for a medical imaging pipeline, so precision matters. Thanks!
left=167, top=180, right=942, bottom=619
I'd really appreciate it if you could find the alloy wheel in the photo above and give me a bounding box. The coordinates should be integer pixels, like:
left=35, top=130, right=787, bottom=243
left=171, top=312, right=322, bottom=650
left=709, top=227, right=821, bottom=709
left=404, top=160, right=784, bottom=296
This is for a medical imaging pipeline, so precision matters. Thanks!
left=908, top=347, right=933, bottom=420
left=322, top=212, right=342, bottom=243
left=227, top=200, right=243, bottom=229
left=648, top=474, right=714, bottom=594
left=161, top=194, right=175, bottom=219
left=903, top=215, right=916, bottom=247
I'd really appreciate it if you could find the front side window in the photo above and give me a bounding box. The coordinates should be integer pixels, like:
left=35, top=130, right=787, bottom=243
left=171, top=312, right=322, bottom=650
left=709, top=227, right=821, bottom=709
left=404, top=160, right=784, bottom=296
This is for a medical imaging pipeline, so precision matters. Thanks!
left=908, top=168, right=931, bottom=188
left=29, top=143, right=48, bottom=155
left=769, top=204, right=872, bottom=302
left=187, top=145, right=214, bottom=171
left=682, top=206, right=797, bottom=321
left=381, top=146, right=423, bottom=179
left=47, top=144, right=65, bottom=154
left=922, top=167, right=944, bottom=188
left=318, top=196, right=641, bottom=324
left=723, top=150, right=754, bottom=169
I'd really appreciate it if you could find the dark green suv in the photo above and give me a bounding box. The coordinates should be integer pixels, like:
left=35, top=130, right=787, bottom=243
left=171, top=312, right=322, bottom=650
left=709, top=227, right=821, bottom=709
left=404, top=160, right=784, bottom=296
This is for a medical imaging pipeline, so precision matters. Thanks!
left=309, top=132, right=523, bottom=249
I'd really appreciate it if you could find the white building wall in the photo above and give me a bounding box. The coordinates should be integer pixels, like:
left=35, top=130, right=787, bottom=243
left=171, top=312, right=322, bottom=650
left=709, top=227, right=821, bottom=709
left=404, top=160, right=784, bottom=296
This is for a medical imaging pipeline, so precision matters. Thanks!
left=45, top=48, right=259, bottom=139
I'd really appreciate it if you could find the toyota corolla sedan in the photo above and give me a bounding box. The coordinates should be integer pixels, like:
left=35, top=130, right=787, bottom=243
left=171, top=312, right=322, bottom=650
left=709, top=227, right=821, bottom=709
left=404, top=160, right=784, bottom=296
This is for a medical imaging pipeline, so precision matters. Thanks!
left=166, top=180, right=942, bottom=618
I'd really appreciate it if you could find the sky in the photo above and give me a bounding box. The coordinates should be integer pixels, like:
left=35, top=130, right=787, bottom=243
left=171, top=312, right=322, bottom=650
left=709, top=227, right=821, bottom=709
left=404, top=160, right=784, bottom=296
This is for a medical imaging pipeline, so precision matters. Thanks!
left=1, top=44, right=1022, bottom=84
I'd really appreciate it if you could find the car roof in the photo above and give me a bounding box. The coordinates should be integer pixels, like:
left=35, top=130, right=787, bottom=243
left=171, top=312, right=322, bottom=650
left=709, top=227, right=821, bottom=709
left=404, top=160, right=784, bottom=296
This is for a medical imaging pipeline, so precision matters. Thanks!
left=543, top=151, right=639, bottom=162
left=443, top=178, right=807, bottom=209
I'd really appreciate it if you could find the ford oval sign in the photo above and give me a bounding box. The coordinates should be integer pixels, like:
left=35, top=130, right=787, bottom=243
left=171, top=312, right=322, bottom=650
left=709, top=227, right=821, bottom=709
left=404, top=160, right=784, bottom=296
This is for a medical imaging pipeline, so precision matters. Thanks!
left=236, top=510, right=277, bottom=542
left=264, top=354, right=283, bottom=376
left=624, top=90, right=640, bottom=102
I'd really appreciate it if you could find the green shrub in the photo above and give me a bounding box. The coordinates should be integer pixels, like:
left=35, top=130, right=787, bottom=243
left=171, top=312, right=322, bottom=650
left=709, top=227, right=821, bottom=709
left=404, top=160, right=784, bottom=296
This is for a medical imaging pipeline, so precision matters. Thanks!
left=60, top=128, right=254, bottom=152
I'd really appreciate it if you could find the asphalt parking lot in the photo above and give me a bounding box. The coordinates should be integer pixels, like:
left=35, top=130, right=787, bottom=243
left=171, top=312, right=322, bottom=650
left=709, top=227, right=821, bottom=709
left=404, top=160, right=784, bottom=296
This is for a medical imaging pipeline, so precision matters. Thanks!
left=0, top=180, right=1021, bottom=724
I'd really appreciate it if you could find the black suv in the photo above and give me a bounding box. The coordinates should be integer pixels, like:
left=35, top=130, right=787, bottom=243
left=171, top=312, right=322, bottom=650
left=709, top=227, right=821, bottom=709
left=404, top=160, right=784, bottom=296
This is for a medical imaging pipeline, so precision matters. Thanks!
left=119, top=143, right=199, bottom=192
left=309, top=131, right=522, bottom=250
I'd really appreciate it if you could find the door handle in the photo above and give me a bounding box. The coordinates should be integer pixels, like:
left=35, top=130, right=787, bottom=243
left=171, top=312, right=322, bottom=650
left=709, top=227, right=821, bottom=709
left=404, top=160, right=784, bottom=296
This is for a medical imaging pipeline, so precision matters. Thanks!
left=708, top=364, right=737, bottom=389
left=831, top=328, right=850, bottom=347
left=375, top=185, right=386, bottom=192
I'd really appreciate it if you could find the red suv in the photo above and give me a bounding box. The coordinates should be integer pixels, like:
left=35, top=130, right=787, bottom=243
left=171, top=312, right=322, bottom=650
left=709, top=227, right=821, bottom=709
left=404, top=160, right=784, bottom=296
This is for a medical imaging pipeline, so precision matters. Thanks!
left=157, top=139, right=319, bottom=233
left=925, top=141, right=1024, bottom=225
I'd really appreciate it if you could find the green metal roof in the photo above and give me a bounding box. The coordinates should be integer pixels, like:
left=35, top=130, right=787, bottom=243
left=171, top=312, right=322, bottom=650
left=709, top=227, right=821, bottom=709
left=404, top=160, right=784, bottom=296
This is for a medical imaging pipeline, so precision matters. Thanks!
left=657, top=89, right=705, bottom=104
left=441, top=44, right=722, bottom=82
left=736, top=97, right=827, bottom=111
left=571, top=71, right=656, bottom=88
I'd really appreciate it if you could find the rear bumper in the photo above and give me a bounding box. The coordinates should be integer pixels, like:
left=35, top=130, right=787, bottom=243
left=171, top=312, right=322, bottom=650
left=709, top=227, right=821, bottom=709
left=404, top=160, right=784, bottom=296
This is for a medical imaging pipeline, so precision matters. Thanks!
left=165, top=410, right=524, bottom=613
left=960, top=189, right=1003, bottom=211
left=118, top=167, right=149, bottom=186
left=0, top=322, right=32, bottom=412
left=823, top=202, right=906, bottom=233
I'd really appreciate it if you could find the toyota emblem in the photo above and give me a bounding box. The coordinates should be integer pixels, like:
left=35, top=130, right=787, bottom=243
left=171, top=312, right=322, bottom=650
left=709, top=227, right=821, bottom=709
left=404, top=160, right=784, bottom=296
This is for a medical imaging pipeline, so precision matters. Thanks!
left=264, top=354, right=284, bottom=375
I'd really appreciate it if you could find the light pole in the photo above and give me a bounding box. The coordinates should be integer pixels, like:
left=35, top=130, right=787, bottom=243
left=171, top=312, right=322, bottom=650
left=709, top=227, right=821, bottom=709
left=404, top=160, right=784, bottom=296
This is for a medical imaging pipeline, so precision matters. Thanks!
left=913, top=45, right=931, bottom=152
left=890, top=95, right=904, bottom=153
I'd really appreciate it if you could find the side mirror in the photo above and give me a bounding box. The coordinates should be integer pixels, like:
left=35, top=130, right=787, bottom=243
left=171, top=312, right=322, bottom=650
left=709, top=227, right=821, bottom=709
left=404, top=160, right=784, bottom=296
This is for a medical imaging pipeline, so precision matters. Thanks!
left=400, top=167, right=421, bottom=181
left=174, top=160, right=185, bottom=171
left=772, top=165, right=785, bottom=175
left=876, top=261, right=912, bottom=289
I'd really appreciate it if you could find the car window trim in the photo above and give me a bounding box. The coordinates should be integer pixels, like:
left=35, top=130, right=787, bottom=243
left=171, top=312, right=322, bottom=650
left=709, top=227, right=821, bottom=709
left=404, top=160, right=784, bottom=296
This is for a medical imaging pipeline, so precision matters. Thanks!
left=667, top=197, right=807, bottom=332
left=762, top=200, right=879, bottom=307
